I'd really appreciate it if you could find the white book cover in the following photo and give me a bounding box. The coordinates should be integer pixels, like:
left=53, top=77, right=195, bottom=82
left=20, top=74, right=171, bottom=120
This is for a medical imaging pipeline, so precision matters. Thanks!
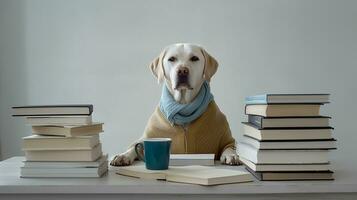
left=117, top=165, right=253, bottom=185
left=20, top=162, right=108, bottom=178
left=238, top=143, right=330, bottom=164
left=242, top=136, right=337, bottom=150
left=22, top=154, right=108, bottom=168
left=170, top=154, right=215, bottom=166
left=24, top=143, right=102, bottom=161
left=26, top=116, right=92, bottom=126
left=22, top=134, right=100, bottom=151
left=240, top=157, right=331, bottom=172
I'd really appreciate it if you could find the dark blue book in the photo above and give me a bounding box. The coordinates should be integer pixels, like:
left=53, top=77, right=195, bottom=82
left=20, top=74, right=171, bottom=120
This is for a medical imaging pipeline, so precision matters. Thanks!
left=12, top=104, right=93, bottom=116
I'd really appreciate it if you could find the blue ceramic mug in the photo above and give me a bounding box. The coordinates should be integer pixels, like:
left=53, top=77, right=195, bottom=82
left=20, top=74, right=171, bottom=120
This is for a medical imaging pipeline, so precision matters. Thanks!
left=135, top=138, right=172, bottom=170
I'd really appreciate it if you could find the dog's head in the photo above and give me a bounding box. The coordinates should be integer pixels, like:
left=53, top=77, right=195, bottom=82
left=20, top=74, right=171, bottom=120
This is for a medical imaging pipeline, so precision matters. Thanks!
left=150, top=43, right=218, bottom=103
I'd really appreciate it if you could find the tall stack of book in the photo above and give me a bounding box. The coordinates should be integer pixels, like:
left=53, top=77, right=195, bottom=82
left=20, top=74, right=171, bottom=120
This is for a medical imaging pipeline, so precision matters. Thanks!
left=12, top=104, right=108, bottom=178
left=239, top=94, right=336, bottom=181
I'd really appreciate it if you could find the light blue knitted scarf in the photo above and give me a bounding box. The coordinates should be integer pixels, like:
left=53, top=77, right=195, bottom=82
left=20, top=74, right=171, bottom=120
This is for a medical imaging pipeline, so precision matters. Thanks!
left=159, top=81, right=213, bottom=126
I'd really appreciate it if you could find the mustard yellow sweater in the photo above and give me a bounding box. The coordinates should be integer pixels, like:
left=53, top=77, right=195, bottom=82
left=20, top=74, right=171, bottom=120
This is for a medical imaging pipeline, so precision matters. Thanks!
left=143, top=101, right=236, bottom=159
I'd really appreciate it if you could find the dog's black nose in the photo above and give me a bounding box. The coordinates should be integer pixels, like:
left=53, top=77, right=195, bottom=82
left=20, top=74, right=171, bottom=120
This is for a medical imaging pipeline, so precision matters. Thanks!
left=177, top=67, right=189, bottom=76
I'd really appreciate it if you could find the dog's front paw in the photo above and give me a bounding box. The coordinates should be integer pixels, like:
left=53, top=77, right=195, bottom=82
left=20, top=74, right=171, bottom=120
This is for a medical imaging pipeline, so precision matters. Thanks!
left=220, top=154, right=241, bottom=165
left=110, top=154, right=135, bottom=166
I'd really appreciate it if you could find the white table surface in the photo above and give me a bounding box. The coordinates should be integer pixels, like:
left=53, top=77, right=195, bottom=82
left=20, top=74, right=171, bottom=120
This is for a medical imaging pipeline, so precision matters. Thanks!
left=0, top=156, right=356, bottom=195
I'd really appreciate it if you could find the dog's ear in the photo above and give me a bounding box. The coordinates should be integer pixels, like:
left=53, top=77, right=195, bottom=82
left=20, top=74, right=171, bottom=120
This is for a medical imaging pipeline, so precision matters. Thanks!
left=149, top=50, right=167, bottom=84
left=201, top=48, right=218, bottom=82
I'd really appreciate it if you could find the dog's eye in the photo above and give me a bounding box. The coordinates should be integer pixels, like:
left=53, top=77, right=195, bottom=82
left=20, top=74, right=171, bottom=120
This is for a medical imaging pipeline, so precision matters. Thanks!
left=190, top=56, right=199, bottom=62
left=168, top=56, right=177, bottom=62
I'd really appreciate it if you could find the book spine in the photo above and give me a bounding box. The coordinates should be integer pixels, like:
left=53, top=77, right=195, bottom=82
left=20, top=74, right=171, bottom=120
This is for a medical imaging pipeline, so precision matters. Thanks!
left=88, top=105, right=93, bottom=115
left=13, top=113, right=91, bottom=117
left=248, top=115, right=263, bottom=129
left=245, top=166, right=262, bottom=180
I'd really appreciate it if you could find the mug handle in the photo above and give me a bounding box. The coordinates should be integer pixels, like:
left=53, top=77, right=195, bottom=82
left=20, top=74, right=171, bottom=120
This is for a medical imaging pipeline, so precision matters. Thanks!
left=135, top=143, right=145, bottom=162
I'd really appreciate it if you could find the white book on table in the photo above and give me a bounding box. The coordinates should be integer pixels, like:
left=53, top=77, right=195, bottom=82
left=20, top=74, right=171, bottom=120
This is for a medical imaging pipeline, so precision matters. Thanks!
left=22, top=155, right=108, bottom=168
left=22, top=134, right=100, bottom=151
left=117, top=165, right=253, bottom=185
left=242, top=135, right=337, bottom=150
left=240, top=157, right=331, bottom=172
left=24, top=143, right=102, bottom=161
left=170, top=154, right=215, bottom=166
left=26, top=116, right=92, bottom=126
left=20, top=162, right=108, bottom=178
left=238, top=143, right=330, bottom=164
left=243, top=122, right=333, bottom=140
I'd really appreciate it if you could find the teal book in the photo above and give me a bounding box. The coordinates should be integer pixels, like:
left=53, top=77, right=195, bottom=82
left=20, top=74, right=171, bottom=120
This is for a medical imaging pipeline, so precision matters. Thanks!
left=245, top=94, right=330, bottom=104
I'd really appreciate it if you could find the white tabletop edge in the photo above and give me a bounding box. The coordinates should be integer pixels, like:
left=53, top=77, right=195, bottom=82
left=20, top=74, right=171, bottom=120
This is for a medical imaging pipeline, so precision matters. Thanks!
left=0, top=157, right=356, bottom=194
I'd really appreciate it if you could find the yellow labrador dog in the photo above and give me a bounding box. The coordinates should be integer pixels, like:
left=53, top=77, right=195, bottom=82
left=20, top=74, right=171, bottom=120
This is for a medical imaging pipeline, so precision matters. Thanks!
left=111, top=43, right=240, bottom=166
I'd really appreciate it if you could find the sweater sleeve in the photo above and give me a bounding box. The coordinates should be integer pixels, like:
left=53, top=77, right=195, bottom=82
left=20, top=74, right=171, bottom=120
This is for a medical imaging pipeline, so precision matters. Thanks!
left=218, top=119, right=236, bottom=157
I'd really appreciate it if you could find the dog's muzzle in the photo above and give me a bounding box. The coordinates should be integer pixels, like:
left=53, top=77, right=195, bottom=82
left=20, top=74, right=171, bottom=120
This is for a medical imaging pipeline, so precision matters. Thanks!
left=175, top=67, right=192, bottom=90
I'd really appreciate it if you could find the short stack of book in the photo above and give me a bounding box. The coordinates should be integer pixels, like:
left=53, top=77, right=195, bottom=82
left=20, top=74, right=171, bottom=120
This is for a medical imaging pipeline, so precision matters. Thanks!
left=12, top=104, right=108, bottom=178
left=239, top=94, right=336, bottom=181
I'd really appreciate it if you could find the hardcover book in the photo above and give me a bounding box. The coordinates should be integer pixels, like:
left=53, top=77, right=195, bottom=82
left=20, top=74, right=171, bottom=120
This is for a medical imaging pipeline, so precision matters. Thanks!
left=248, top=115, right=331, bottom=128
left=240, top=157, right=331, bottom=172
left=12, top=104, right=93, bottom=116
left=238, top=143, right=330, bottom=164
left=245, top=94, right=330, bottom=104
left=22, top=135, right=100, bottom=150
left=242, top=122, right=333, bottom=141
left=31, top=123, right=103, bottom=137
left=246, top=166, right=334, bottom=181
left=170, top=154, right=215, bottom=166
left=24, top=143, right=102, bottom=161
left=23, top=154, right=108, bottom=168
left=241, top=135, right=337, bottom=150
left=25, top=116, right=92, bottom=126
left=245, top=104, right=322, bottom=117
left=21, top=162, right=108, bottom=178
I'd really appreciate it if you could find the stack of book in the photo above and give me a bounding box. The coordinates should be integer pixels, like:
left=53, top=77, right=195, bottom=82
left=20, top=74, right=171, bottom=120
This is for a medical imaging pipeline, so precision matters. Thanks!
left=239, top=94, right=336, bottom=181
left=12, top=104, right=108, bottom=178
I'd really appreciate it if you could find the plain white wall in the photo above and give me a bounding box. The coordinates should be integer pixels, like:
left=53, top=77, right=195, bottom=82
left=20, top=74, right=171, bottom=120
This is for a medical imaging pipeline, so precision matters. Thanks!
left=1, top=0, right=356, bottom=169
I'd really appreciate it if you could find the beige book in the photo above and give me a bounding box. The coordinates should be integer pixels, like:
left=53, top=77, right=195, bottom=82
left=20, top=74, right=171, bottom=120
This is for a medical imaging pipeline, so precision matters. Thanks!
left=117, top=165, right=253, bottom=186
left=32, top=123, right=103, bottom=137
left=24, top=143, right=102, bottom=161
left=245, top=104, right=321, bottom=117
left=26, top=116, right=92, bottom=126
left=22, top=135, right=100, bottom=150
